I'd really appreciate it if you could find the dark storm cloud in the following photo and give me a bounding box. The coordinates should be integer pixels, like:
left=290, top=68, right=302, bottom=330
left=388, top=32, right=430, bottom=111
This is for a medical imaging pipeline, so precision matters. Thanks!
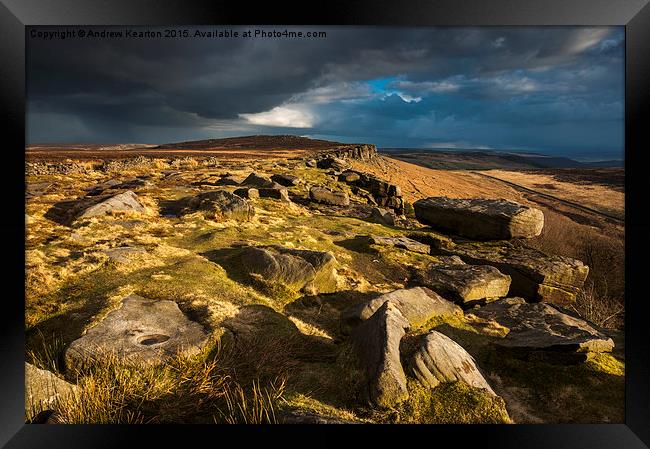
left=27, top=26, right=623, bottom=157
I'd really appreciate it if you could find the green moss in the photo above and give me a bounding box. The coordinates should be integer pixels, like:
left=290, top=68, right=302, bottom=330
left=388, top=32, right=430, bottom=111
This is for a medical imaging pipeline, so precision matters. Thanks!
left=391, top=380, right=511, bottom=424
left=585, top=353, right=624, bottom=376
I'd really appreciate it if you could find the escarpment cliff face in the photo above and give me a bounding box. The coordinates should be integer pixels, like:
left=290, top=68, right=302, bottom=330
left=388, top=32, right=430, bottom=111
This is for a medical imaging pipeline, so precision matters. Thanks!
left=317, top=144, right=378, bottom=162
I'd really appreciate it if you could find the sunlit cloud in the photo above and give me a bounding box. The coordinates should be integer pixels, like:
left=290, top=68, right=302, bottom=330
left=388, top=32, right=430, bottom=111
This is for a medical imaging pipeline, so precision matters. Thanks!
left=239, top=106, right=315, bottom=128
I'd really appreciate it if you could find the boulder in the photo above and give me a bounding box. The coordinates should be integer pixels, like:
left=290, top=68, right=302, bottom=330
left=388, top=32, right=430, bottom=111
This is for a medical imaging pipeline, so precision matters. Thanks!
left=415, top=263, right=511, bottom=305
left=442, top=241, right=589, bottom=305
left=235, top=245, right=338, bottom=295
left=233, top=187, right=260, bottom=200
left=271, top=173, right=300, bottom=187
left=369, top=235, right=430, bottom=254
left=368, top=207, right=396, bottom=226
left=350, top=302, right=409, bottom=408
left=65, top=294, right=209, bottom=368
left=242, top=172, right=280, bottom=188
left=341, top=287, right=461, bottom=335
left=309, top=187, right=350, bottom=206
left=215, top=175, right=242, bottom=186
left=305, top=159, right=317, bottom=168
left=182, top=189, right=254, bottom=221
left=414, top=197, right=544, bottom=240
left=25, top=363, right=78, bottom=416
left=339, top=171, right=362, bottom=183
left=467, top=297, right=614, bottom=353
left=76, top=191, right=145, bottom=220
left=408, top=331, right=496, bottom=395
left=317, top=156, right=350, bottom=172
left=258, top=187, right=291, bottom=203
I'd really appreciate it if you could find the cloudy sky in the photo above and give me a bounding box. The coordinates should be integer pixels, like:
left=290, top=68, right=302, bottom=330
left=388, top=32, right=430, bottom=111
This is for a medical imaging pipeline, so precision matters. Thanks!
left=27, top=26, right=624, bottom=159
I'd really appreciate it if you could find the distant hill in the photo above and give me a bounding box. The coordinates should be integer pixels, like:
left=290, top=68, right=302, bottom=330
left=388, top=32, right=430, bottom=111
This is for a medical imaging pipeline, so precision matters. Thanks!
left=155, top=135, right=345, bottom=151
left=380, top=148, right=623, bottom=170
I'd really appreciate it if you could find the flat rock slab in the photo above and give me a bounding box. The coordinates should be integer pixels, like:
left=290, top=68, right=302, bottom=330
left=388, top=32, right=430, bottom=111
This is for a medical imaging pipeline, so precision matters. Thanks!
left=409, top=330, right=496, bottom=395
left=309, top=186, right=350, bottom=206
left=341, top=287, right=461, bottom=335
left=25, top=363, right=78, bottom=416
left=414, top=197, right=544, bottom=240
left=182, top=189, right=254, bottom=221
left=467, top=297, right=614, bottom=353
left=65, top=294, right=209, bottom=368
left=76, top=191, right=145, bottom=220
left=100, top=246, right=148, bottom=264
left=369, top=235, right=430, bottom=254
left=443, top=241, right=589, bottom=305
left=415, top=263, right=511, bottom=305
left=234, top=245, right=338, bottom=295
left=351, top=301, right=409, bottom=408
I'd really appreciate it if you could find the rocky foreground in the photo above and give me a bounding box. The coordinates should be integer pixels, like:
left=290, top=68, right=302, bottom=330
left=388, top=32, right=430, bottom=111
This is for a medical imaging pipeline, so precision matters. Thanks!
left=24, top=142, right=623, bottom=424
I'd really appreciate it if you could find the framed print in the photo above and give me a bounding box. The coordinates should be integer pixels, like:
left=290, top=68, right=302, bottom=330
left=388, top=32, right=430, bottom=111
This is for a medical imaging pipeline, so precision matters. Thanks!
left=2, top=0, right=649, bottom=447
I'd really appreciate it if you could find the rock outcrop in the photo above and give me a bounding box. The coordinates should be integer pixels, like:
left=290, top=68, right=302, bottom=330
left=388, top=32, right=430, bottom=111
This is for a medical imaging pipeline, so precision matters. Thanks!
left=309, top=186, right=350, bottom=206
left=408, top=331, right=496, bottom=395
left=442, top=241, right=589, bottom=304
left=271, top=173, right=300, bottom=187
left=415, top=262, right=511, bottom=305
left=181, top=189, right=255, bottom=221
left=341, top=287, right=461, bottom=335
left=316, top=156, right=351, bottom=172
left=241, top=172, right=283, bottom=189
left=414, top=197, right=544, bottom=240
left=368, top=207, right=397, bottom=226
left=258, top=187, right=291, bottom=202
left=234, top=187, right=260, bottom=200
left=339, top=171, right=404, bottom=214
left=351, top=301, right=409, bottom=408
left=65, top=294, right=209, bottom=368
left=76, top=191, right=145, bottom=220
left=467, top=297, right=614, bottom=353
left=234, top=245, right=338, bottom=295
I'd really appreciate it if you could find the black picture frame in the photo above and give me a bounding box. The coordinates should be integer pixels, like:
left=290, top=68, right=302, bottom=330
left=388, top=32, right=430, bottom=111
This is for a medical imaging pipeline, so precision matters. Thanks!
left=2, top=0, right=649, bottom=447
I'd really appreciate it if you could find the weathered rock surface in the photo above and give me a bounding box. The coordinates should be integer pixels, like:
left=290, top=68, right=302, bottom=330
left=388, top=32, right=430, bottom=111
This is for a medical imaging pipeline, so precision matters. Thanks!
left=235, top=245, right=338, bottom=295
left=65, top=294, right=209, bottom=368
left=242, top=172, right=281, bottom=189
left=25, top=363, right=78, bottom=415
left=215, top=175, right=242, bottom=186
left=320, top=144, right=377, bottom=162
left=406, top=231, right=456, bottom=251
left=76, top=191, right=145, bottom=220
left=415, top=263, right=511, bottom=305
left=368, top=207, right=396, bottom=226
left=467, top=297, right=614, bottom=353
left=351, top=302, right=409, bottom=408
left=409, top=331, right=496, bottom=395
left=271, top=173, right=300, bottom=187
left=100, top=246, right=147, bottom=264
left=182, top=189, right=254, bottom=221
left=341, top=287, right=461, bottom=335
left=339, top=171, right=362, bottom=183
left=309, top=186, right=350, bottom=206
left=414, top=197, right=544, bottom=240
left=317, top=156, right=350, bottom=172
left=258, top=187, right=291, bottom=202
left=442, top=241, right=589, bottom=304
left=369, top=235, right=430, bottom=254
left=234, top=187, right=260, bottom=200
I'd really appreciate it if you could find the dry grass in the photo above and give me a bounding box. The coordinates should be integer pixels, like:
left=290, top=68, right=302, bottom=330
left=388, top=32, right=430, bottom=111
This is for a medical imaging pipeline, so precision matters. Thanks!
left=50, top=343, right=287, bottom=424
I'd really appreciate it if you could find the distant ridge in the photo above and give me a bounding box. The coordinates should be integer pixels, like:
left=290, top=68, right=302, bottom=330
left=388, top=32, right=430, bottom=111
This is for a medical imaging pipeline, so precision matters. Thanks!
left=155, top=135, right=346, bottom=151
left=380, top=148, right=623, bottom=170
